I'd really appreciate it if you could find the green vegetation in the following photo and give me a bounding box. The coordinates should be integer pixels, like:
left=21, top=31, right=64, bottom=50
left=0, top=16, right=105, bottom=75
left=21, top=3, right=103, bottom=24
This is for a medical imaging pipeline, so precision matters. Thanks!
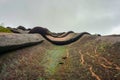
left=41, top=46, right=66, bottom=75
left=0, top=26, right=12, bottom=33
left=97, top=41, right=110, bottom=53
left=36, top=78, right=46, bottom=80
left=0, top=30, right=119, bottom=80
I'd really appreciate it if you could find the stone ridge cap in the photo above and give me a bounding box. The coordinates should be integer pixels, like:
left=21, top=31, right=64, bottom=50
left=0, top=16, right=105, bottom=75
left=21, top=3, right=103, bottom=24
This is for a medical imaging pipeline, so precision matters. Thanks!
left=0, top=33, right=44, bottom=46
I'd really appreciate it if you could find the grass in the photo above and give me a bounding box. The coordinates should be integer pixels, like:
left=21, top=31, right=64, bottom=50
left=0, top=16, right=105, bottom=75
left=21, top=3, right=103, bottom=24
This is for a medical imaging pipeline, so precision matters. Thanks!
left=0, top=26, right=12, bottom=33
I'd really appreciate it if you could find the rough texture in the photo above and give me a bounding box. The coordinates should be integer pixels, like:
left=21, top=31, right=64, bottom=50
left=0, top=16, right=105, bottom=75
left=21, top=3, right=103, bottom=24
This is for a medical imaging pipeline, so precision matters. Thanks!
left=0, top=33, right=44, bottom=53
left=44, top=32, right=90, bottom=45
left=29, top=27, right=91, bottom=45
left=10, top=28, right=29, bottom=34
left=0, top=32, right=120, bottom=80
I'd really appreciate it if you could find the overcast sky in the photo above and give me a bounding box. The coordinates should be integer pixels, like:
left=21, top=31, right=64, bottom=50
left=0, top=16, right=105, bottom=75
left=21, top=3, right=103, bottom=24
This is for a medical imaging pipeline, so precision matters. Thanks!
left=0, top=0, right=120, bottom=34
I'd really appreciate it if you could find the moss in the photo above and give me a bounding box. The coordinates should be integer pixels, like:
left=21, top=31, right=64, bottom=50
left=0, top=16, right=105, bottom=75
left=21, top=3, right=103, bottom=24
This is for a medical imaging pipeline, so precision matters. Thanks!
left=36, top=77, right=46, bottom=80
left=97, top=42, right=110, bottom=53
left=41, top=46, right=66, bottom=75
left=0, top=26, right=12, bottom=33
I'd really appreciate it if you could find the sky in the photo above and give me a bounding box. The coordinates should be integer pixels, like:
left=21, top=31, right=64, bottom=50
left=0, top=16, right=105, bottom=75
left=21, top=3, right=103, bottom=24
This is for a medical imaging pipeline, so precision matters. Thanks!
left=0, top=0, right=120, bottom=35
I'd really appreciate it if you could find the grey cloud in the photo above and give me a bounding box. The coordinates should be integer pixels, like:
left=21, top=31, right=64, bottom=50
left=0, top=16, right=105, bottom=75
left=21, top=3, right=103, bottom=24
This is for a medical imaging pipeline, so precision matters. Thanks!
left=0, top=0, right=120, bottom=34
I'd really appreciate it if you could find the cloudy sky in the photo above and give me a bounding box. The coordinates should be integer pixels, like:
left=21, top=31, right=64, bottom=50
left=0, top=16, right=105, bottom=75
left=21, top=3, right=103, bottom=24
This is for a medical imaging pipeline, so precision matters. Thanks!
left=0, top=0, right=120, bottom=34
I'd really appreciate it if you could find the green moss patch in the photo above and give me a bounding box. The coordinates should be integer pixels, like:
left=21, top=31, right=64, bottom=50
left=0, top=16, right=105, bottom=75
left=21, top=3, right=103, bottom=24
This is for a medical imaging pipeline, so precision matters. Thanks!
left=41, top=45, right=66, bottom=75
left=0, top=26, right=12, bottom=33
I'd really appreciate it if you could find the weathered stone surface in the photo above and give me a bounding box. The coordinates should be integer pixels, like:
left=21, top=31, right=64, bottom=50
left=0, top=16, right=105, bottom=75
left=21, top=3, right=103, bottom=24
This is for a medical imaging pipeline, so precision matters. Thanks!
left=10, top=28, right=29, bottom=34
left=29, top=26, right=50, bottom=35
left=17, top=26, right=26, bottom=30
left=0, top=34, right=120, bottom=80
left=0, top=33, right=44, bottom=53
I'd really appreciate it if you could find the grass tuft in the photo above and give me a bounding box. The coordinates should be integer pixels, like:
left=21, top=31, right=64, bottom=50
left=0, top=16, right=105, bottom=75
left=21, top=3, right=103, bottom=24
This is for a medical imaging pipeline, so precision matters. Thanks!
left=0, top=26, right=12, bottom=33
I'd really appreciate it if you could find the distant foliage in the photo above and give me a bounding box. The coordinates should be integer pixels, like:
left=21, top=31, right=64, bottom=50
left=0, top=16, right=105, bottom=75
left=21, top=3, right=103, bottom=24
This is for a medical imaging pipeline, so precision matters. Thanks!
left=0, top=26, right=12, bottom=33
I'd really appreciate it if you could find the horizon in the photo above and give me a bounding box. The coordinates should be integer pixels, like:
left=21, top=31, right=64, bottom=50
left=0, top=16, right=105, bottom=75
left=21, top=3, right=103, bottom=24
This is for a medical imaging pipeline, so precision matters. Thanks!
left=0, top=0, right=120, bottom=35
